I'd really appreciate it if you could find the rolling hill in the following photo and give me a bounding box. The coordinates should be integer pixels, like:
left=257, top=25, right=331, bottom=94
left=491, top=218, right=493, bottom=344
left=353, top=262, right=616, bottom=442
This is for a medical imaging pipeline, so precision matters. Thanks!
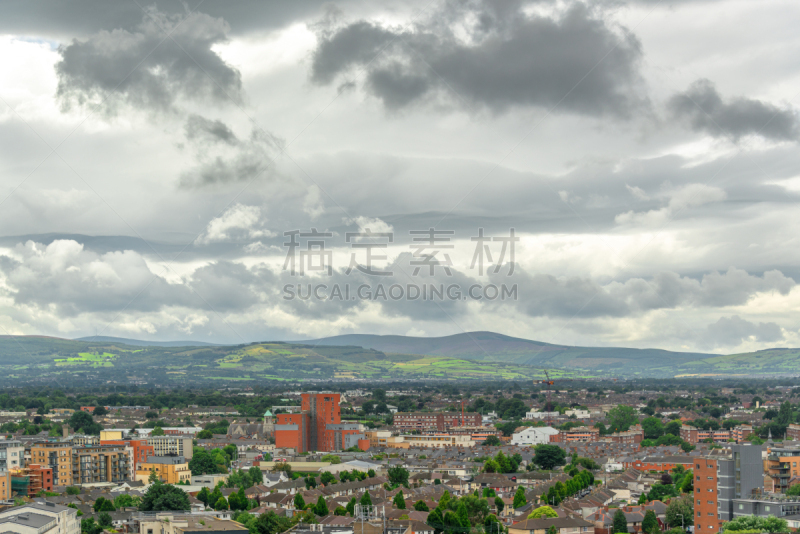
left=0, top=332, right=793, bottom=384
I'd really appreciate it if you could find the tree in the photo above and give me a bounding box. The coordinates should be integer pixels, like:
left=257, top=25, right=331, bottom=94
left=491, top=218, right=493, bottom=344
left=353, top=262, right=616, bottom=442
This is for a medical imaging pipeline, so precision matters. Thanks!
left=314, top=496, right=329, bottom=516
left=66, top=486, right=80, bottom=495
left=547, top=526, right=558, bottom=534
left=788, top=484, right=800, bottom=496
left=613, top=509, right=629, bottom=534
left=388, top=466, right=410, bottom=487
left=321, top=454, right=341, bottom=464
left=483, top=459, right=500, bottom=473
left=93, top=497, right=116, bottom=512
left=513, top=487, right=526, bottom=509
left=190, top=449, right=224, bottom=476
left=483, top=435, right=502, bottom=446
left=607, top=405, right=637, bottom=433
left=294, top=494, right=306, bottom=510
left=664, top=421, right=682, bottom=436
left=334, top=506, right=347, bottom=516
left=69, top=411, right=102, bottom=435
left=248, top=466, right=264, bottom=485
left=427, top=508, right=444, bottom=534
left=528, top=506, right=558, bottom=519
left=97, top=512, right=112, bottom=528
left=360, top=491, right=372, bottom=507
left=197, top=487, right=211, bottom=507
left=321, top=472, right=336, bottom=486
left=665, top=496, right=693, bottom=528
left=346, top=497, right=357, bottom=516
left=253, top=511, right=291, bottom=534
left=642, top=417, right=664, bottom=439
left=139, top=481, right=191, bottom=511
left=151, top=426, right=165, bottom=436
left=494, top=496, right=504, bottom=514
left=214, top=497, right=229, bottom=510
left=93, top=406, right=108, bottom=417
left=81, top=519, right=103, bottom=534
left=394, top=491, right=406, bottom=510
left=533, top=445, right=567, bottom=470
left=642, top=510, right=659, bottom=534
left=414, top=500, right=430, bottom=512
left=724, top=515, right=788, bottom=533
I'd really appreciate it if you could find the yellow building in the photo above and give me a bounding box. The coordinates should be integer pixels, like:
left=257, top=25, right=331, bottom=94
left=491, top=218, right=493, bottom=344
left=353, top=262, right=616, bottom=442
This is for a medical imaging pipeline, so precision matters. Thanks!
left=136, top=456, right=191, bottom=484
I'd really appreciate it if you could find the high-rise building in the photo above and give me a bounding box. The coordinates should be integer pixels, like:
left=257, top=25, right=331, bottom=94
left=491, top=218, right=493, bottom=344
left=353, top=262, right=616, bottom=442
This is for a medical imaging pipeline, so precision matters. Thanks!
left=694, top=445, right=762, bottom=532
left=275, top=393, right=362, bottom=453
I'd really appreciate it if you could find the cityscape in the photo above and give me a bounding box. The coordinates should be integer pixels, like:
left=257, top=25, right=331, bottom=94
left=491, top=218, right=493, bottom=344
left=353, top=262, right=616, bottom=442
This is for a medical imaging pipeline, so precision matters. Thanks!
left=1, top=1, right=800, bottom=534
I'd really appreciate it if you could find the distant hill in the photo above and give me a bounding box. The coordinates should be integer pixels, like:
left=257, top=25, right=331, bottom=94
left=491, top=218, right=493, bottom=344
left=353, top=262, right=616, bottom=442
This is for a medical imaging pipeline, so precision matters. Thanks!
left=303, top=331, right=719, bottom=376
left=75, top=336, right=221, bottom=347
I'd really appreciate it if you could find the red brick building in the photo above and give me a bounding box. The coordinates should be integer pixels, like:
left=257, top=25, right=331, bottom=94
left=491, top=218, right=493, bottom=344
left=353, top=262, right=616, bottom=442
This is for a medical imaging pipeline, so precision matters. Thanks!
left=393, top=412, right=482, bottom=432
left=625, top=455, right=694, bottom=471
left=549, top=427, right=600, bottom=443
left=694, top=457, right=721, bottom=532
left=275, top=393, right=362, bottom=453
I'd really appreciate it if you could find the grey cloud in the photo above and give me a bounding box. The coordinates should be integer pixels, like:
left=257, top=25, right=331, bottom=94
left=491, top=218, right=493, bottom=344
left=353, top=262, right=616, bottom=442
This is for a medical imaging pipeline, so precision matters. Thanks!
left=495, top=267, right=796, bottom=319
left=55, top=8, right=242, bottom=116
left=180, top=115, right=284, bottom=187
left=703, top=315, right=783, bottom=348
left=669, top=79, right=800, bottom=141
left=310, top=2, right=648, bottom=116
left=185, top=114, right=238, bottom=145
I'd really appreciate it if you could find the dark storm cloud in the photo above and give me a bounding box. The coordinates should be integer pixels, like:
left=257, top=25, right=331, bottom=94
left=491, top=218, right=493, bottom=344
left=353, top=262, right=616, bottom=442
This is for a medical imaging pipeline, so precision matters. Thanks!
left=702, top=315, right=783, bottom=348
left=669, top=79, right=800, bottom=141
left=494, top=267, right=795, bottom=319
left=55, top=8, right=242, bottom=116
left=310, top=2, right=648, bottom=116
left=179, top=115, right=284, bottom=187
left=0, top=1, right=342, bottom=39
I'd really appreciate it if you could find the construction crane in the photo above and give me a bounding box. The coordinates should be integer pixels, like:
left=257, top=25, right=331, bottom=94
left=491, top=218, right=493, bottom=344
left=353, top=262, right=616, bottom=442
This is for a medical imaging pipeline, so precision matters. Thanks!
left=536, top=370, right=556, bottom=426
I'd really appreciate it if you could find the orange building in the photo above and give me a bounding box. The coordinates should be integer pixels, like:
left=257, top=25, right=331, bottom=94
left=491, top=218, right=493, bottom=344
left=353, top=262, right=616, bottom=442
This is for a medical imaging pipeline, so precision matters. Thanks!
left=275, top=393, right=362, bottom=453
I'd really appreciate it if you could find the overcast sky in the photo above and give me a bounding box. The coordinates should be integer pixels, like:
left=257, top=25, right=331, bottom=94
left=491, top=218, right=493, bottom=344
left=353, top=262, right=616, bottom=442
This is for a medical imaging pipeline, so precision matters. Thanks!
left=1, top=0, right=799, bottom=353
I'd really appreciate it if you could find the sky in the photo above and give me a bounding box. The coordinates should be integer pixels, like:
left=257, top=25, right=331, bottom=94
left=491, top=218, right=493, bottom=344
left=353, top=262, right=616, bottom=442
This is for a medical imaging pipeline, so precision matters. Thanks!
left=0, top=0, right=799, bottom=353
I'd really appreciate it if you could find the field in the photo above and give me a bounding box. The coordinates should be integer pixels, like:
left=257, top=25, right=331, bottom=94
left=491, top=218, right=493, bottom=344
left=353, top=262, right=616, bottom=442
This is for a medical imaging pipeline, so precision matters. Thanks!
left=0, top=337, right=585, bottom=386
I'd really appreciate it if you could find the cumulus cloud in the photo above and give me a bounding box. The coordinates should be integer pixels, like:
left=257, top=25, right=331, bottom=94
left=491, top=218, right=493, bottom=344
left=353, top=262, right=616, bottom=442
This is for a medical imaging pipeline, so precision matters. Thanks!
left=615, top=183, right=727, bottom=226
left=195, top=204, right=274, bottom=245
left=344, top=216, right=395, bottom=236
left=669, top=79, right=800, bottom=141
left=0, top=240, right=189, bottom=315
left=55, top=7, right=242, bottom=116
left=180, top=115, right=284, bottom=187
left=702, top=315, right=784, bottom=348
left=310, top=1, right=648, bottom=116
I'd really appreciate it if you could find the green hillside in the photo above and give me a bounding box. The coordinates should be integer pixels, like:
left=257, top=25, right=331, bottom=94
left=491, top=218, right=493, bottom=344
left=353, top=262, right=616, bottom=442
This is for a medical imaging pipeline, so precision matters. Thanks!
left=0, top=336, right=577, bottom=386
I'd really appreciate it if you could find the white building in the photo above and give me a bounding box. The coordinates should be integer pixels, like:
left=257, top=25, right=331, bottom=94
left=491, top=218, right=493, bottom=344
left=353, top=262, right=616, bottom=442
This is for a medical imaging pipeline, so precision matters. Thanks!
left=525, top=411, right=559, bottom=420
left=510, top=427, right=559, bottom=445
left=0, top=503, right=79, bottom=534
left=565, top=409, right=590, bottom=419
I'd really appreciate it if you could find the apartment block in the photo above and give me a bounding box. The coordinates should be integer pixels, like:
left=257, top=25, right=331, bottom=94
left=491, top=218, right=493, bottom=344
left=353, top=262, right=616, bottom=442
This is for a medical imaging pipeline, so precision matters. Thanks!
left=101, top=438, right=154, bottom=473
left=681, top=425, right=753, bottom=444
left=30, top=442, right=73, bottom=486
left=0, top=502, right=79, bottom=534
left=786, top=424, right=800, bottom=441
left=549, top=427, right=601, bottom=443
left=694, top=445, right=762, bottom=533
left=135, top=456, right=191, bottom=484
left=766, top=447, right=800, bottom=493
left=72, top=445, right=131, bottom=484
left=146, top=436, right=194, bottom=460
left=0, top=440, right=24, bottom=471
left=393, top=412, right=481, bottom=432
